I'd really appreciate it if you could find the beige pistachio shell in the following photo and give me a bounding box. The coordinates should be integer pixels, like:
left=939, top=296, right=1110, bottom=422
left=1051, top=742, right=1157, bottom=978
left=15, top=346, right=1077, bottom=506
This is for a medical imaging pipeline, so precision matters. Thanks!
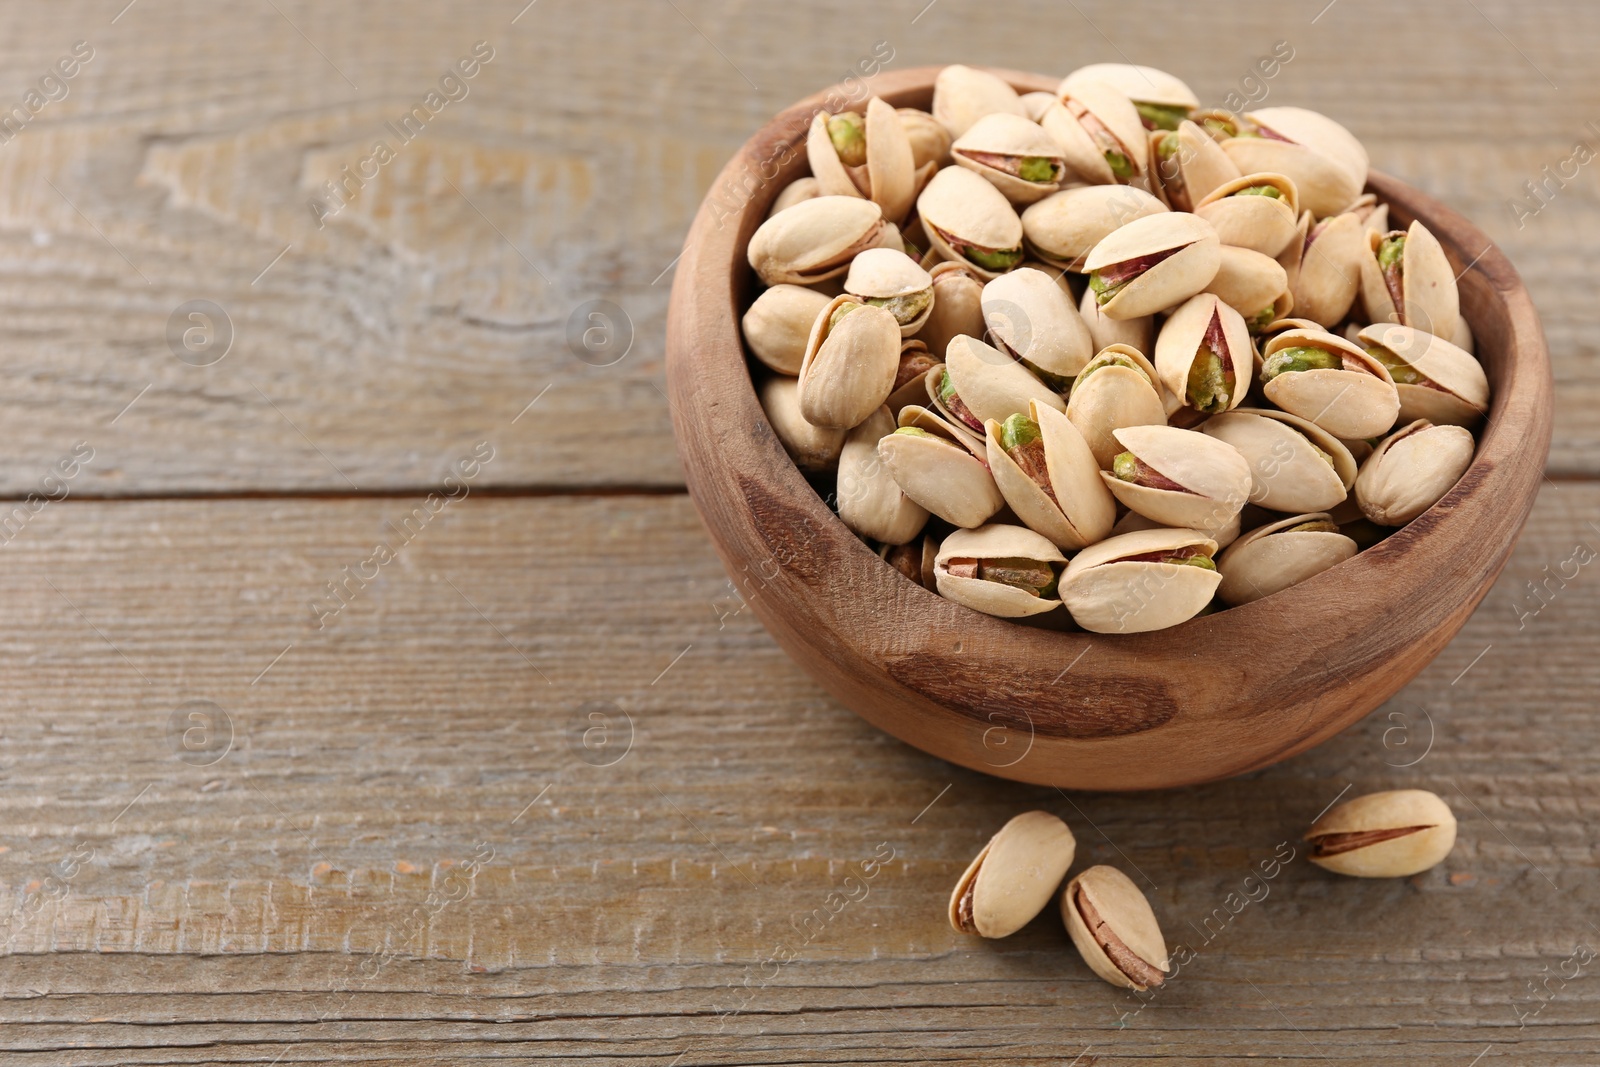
left=1195, top=172, right=1300, bottom=257
left=807, top=109, right=866, bottom=200
left=949, top=811, right=1077, bottom=937
left=836, top=406, right=930, bottom=544
left=1203, top=245, right=1290, bottom=321
left=1021, top=185, right=1167, bottom=272
left=1216, top=512, right=1358, bottom=606
left=1085, top=212, right=1222, bottom=320
left=944, top=334, right=1066, bottom=425
left=986, top=401, right=1117, bottom=550
left=879, top=427, right=1005, bottom=529
left=1148, top=120, right=1240, bottom=212
left=845, top=248, right=935, bottom=337
left=917, top=165, right=1025, bottom=281
left=933, top=523, right=1065, bottom=617
left=918, top=372, right=987, bottom=455
left=1246, top=107, right=1369, bottom=186
left=769, top=176, right=821, bottom=217
left=1358, top=221, right=1461, bottom=341
left=898, top=400, right=984, bottom=456
left=1452, top=315, right=1475, bottom=356
left=1078, top=285, right=1154, bottom=356
left=1101, top=424, right=1252, bottom=530
left=1341, top=192, right=1390, bottom=236
left=1046, top=82, right=1150, bottom=185
left=1261, top=329, right=1400, bottom=439
left=1061, top=865, right=1170, bottom=990
left=742, top=284, right=833, bottom=375
left=1153, top=293, right=1252, bottom=415
left=898, top=107, right=953, bottom=170
left=920, top=262, right=988, bottom=358
left=982, top=268, right=1094, bottom=382
left=1307, top=789, right=1457, bottom=878
left=1019, top=90, right=1057, bottom=123
left=797, top=297, right=901, bottom=429
left=933, top=64, right=1027, bottom=139
left=953, top=112, right=1068, bottom=205
left=1066, top=345, right=1168, bottom=469
left=1061, top=63, right=1199, bottom=111
left=1357, top=323, right=1489, bottom=428
left=760, top=375, right=846, bottom=473
left=1289, top=212, right=1365, bottom=326
left=1201, top=408, right=1357, bottom=513
left=748, top=195, right=886, bottom=286
left=1112, top=502, right=1240, bottom=550
left=1355, top=419, right=1475, bottom=526
left=1221, top=108, right=1367, bottom=219
left=1060, top=527, right=1220, bottom=634
left=864, top=97, right=917, bottom=224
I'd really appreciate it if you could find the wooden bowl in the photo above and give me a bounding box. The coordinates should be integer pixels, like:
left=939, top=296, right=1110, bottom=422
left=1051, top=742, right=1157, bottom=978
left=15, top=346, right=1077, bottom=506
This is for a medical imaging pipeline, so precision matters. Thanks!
left=665, top=66, right=1552, bottom=791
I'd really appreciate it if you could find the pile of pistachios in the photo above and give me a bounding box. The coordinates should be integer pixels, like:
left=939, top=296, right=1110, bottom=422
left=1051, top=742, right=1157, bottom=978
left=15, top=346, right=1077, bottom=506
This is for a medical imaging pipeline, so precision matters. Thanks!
left=744, top=63, right=1490, bottom=631
left=956, top=790, right=1457, bottom=988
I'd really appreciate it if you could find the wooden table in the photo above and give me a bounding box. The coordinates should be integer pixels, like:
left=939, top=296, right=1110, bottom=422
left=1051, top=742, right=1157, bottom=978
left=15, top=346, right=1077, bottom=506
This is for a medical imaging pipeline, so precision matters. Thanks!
left=3, top=2, right=1595, bottom=1063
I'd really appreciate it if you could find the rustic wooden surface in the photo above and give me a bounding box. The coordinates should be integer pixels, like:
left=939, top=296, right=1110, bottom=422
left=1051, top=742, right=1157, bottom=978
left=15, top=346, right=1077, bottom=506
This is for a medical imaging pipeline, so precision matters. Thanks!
left=2, top=1, right=1596, bottom=1063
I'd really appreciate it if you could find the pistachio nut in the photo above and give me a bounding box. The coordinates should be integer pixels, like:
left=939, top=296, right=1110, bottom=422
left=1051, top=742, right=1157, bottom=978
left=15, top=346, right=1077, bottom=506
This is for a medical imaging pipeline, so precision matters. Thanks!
left=1111, top=501, right=1240, bottom=550
left=1061, top=866, right=1170, bottom=990
left=1357, top=221, right=1461, bottom=342
left=1306, top=789, right=1457, bottom=878
left=1195, top=171, right=1300, bottom=257
left=917, top=165, right=1026, bottom=280
left=845, top=248, right=936, bottom=337
left=1203, top=245, right=1292, bottom=324
left=769, top=176, right=821, bottom=217
left=953, top=112, right=1070, bottom=205
left=1061, top=63, right=1199, bottom=131
left=1019, top=90, right=1058, bottom=123
left=982, top=267, right=1095, bottom=387
left=1286, top=211, right=1365, bottom=327
left=1021, top=184, right=1167, bottom=272
left=934, top=523, right=1066, bottom=617
left=1066, top=345, right=1169, bottom=469
left=1357, top=323, right=1489, bottom=429
left=759, top=375, right=846, bottom=473
left=807, top=97, right=916, bottom=224
left=885, top=339, right=941, bottom=413
left=1153, top=293, right=1253, bottom=416
left=1342, top=191, right=1389, bottom=236
left=742, top=283, right=833, bottom=375
left=1219, top=106, right=1368, bottom=219
left=1260, top=328, right=1400, bottom=440
left=1078, top=285, right=1154, bottom=357
left=1216, top=512, right=1358, bottom=606
left=879, top=421, right=1005, bottom=528
left=1060, top=528, right=1221, bottom=633
left=1354, top=419, right=1475, bottom=526
left=1043, top=82, right=1150, bottom=186
left=934, top=334, right=1066, bottom=439
left=1084, top=211, right=1221, bottom=320
left=797, top=295, right=902, bottom=429
left=1451, top=315, right=1476, bottom=356
left=1148, top=120, right=1241, bottom=212
left=748, top=195, right=888, bottom=286
left=919, top=261, right=988, bottom=358
left=1100, top=424, right=1252, bottom=530
left=898, top=107, right=953, bottom=170
left=949, top=811, right=1077, bottom=937
left=836, top=405, right=931, bottom=544
left=1201, top=407, right=1358, bottom=513
left=986, top=401, right=1116, bottom=550
left=933, top=64, right=1027, bottom=139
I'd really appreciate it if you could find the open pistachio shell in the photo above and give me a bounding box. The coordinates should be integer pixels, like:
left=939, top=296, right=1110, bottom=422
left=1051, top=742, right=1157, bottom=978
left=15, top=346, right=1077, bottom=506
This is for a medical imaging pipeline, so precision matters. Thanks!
left=918, top=372, right=987, bottom=455
left=742, top=284, right=833, bottom=375
left=943, top=334, right=1066, bottom=426
left=1201, top=408, right=1357, bottom=513
left=1358, top=221, right=1461, bottom=342
left=933, top=523, right=1065, bottom=617
left=760, top=375, right=846, bottom=473
left=920, top=261, right=988, bottom=358
left=1067, top=345, right=1169, bottom=469
left=748, top=195, right=887, bottom=286
left=1059, top=527, right=1221, bottom=634
left=797, top=296, right=901, bottom=429
left=1246, top=107, right=1368, bottom=185
left=1021, top=185, right=1167, bottom=272
left=1061, top=63, right=1199, bottom=125
left=1019, top=90, right=1058, bottom=122
left=1148, top=120, right=1241, bottom=212
left=1355, top=419, right=1475, bottom=526
left=1203, top=245, right=1290, bottom=323
left=1342, top=191, right=1389, bottom=236
left=1153, top=293, right=1252, bottom=416
left=808, top=109, right=866, bottom=200
left=898, top=400, right=984, bottom=456
left=1289, top=211, right=1365, bottom=326
left=769, top=176, right=821, bottom=217
left=1221, top=107, right=1367, bottom=219
left=1261, top=329, right=1400, bottom=439
left=1084, top=212, right=1221, bottom=320
left=933, top=64, right=1027, bottom=139
left=986, top=401, right=1116, bottom=550
left=1112, top=502, right=1239, bottom=550
left=949, top=811, right=1077, bottom=937
left=845, top=248, right=935, bottom=337
left=898, top=107, right=953, bottom=170
left=863, top=97, right=917, bottom=224
left=1195, top=172, right=1300, bottom=257
left=1078, top=285, right=1154, bottom=356
left=1216, top=512, right=1358, bottom=606
left=1045, top=82, right=1150, bottom=186
left=1061, top=865, right=1171, bottom=990
left=1100, top=424, right=1252, bottom=530
left=982, top=268, right=1094, bottom=385
left=1306, top=789, right=1457, bottom=878
left=918, top=165, right=1025, bottom=281
left=879, top=426, right=1005, bottom=529
left=1357, top=323, right=1489, bottom=428
left=953, top=112, right=1069, bottom=205
left=836, top=406, right=930, bottom=544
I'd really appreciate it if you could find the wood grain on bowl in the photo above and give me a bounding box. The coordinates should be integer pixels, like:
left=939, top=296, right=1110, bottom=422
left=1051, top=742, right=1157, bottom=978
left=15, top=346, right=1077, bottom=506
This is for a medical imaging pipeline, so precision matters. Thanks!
left=666, top=67, right=1552, bottom=791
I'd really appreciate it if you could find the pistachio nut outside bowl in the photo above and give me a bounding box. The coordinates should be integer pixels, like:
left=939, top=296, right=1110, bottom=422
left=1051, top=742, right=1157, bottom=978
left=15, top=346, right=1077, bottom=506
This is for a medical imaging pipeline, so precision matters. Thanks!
left=665, top=67, right=1552, bottom=791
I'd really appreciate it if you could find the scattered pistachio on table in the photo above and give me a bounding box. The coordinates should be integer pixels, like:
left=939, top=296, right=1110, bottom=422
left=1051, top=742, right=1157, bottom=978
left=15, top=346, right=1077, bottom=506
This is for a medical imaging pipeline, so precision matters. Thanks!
left=1306, top=789, right=1458, bottom=878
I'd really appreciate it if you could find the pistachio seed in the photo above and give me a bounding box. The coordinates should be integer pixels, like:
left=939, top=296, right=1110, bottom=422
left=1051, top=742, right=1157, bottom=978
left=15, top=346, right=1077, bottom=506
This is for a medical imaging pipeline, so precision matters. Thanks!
left=828, top=112, right=867, bottom=167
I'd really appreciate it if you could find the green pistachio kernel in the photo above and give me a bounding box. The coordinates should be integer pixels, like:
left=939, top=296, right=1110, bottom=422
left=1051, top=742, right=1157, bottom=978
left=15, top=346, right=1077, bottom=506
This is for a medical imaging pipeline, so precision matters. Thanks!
left=1234, top=184, right=1283, bottom=199
left=827, top=113, right=867, bottom=167
left=999, top=413, right=1041, bottom=452
left=1365, top=345, right=1424, bottom=385
left=1157, top=132, right=1182, bottom=159
left=1285, top=519, right=1341, bottom=534
left=1261, top=345, right=1341, bottom=382
left=865, top=289, right=932, bottom=325
left=1135, top=101, right=1190, bottom=131
left=1112, top=451, right=1140, bottom=482
left=1088, top=271, right=1126, bottom=306
left=938, top=372, right=958, bottom=403
left=966, top=245, right=1024, bottom=272
left=1104, top=150, right=1133, bottom=179
left=1248, top=306, right=1277, bottom=331
left=977, top=557, right=1059, bottom=598
left=1017, top=156, right=1057, bottom=182
left=1073, top=355, right=1139, bottom=393
left=1202, top=116, right=1240, bottom=138
left=1186, top=347, right=1233, bottom=413
left=829, top=302, right=863, bottom=330
left=891, top=426, right=933, bottom=438
left=1378, top=234, right=1406, bottom=270
left=1170, top=553, right=1218, bottom=571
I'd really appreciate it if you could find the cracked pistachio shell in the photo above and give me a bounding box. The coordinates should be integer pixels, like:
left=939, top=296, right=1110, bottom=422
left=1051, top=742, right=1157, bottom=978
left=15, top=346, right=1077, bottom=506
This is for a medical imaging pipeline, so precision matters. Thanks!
left=920, top=261, right=988, bottom=358
left=1019, top=90, right=1058, bottom=122
left=1342, top=192, right=1389, bottom=236
left=933, top=523, right=1065, bottom=617
left=949, top=811, right=1077, bottom=937
left=897, top=400, right=983, bottom=456
left=879, top=425, right=1004, bottom=529
left=1222, top=107, right=1367, bottom=219
left=986, top=401, right=1116, bottom=550
left=1078, top=285, right=1154, bottom=356
left=1084, top=212, right=1222, bottom=320
left=1358, top=324, right=1488, bottom=429
left=1203, top=245, right=1291, bottom=322
left=1262, top=329, right=1400, bottom=439
left=797, top=296, right=901, bottom=429
left=1355, top=419, right=1475, bottom=526
left=944, top=334, right=1066, bottom=425
left=845, top=248, right=935, bottom=337
left=1358, top=221, right=1461, bottom=342
left=769, top=176, right=821, bottom=217
left=1044, top=82, right=1150, bottom=185
left=933, top=64, right=1027, bottom=139
left=953, top=112, right=1070, bottom=205
left=836, top=406, right=930, bottom=545
left=982, top=268, right=1095, bottom=382
left=1288, top=211, right=1366, bottom=326
left=1062, top=865, right=1171, bottom=990
left=807, top=98, right=916, bottom=224
left=1202, top=408, right=1357, bottom=513
left=919, top=370, right=986, bottom=455
left=760, top=375, right=845, bottom=473
left=1153, top=293, right=1253, bottom=415
left=1067, top=345, right=1168, bottom=469
left=1021, top=185, right=1167, bottom=272
left=1216, top=512, right=1358, bottom=606
left=1060, top=527, right=1220, bottom=634
left=1195, top=172, right=1300, bottom=257
left=748, top=195, right=887, bottom=286
left=898, top=107, right=953, bottom=169
left=742, top=284, right=833, bottom=375
left=1307, top=789, right=1457, bottom=878
left=1061, top=63, right=1199, bottom=113
left=1101, top=424, right=1252, bottom=530
left=1112, top=502, right=1240, bottom=550
left=1148, top=120, right=1241, bottom=212
left=917, top=166, right=1025, bottom=282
